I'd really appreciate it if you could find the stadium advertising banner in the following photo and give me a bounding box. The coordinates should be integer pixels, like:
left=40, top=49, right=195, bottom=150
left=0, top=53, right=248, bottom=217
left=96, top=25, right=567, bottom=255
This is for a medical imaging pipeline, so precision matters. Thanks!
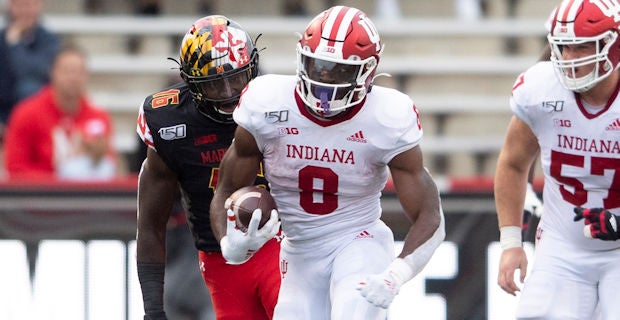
left=0, top=180, right=532, bottom=320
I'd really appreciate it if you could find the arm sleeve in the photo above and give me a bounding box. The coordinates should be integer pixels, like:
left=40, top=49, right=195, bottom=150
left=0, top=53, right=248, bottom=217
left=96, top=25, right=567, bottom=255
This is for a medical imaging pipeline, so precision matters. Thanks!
left=137, top=262, right=167, bottom=318
left=401, top=208, right=446, bottom=278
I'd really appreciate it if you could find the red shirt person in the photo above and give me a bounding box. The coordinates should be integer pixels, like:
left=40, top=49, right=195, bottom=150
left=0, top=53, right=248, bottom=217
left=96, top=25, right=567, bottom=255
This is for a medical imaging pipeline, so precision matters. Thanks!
left=3, top=46, right=115, bottom=180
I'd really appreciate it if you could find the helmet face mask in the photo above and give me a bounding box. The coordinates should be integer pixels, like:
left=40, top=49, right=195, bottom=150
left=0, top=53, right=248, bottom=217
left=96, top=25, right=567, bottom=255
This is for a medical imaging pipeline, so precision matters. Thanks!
left=548, top=0, right=620, bottom=93
left=179, top=15, right=258, bottom=123
left=301, top=54, right=362, bottom=85
left=185, top=65, right=254, bottom=113
left=548, top=31, right=617, bottom=92
left=296, top=6, right=382, bottom=118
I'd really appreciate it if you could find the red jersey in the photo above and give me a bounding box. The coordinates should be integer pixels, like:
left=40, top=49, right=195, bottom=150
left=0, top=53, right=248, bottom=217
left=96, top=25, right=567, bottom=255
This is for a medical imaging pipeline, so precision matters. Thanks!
left=3, top=85, right=113, bottom=179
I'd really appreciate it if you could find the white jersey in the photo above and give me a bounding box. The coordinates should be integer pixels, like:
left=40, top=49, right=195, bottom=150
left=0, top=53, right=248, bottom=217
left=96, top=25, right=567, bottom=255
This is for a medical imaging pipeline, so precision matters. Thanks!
left=234, top=74, right=422, bottom=242
left=511, top=61, right=620, bottom=251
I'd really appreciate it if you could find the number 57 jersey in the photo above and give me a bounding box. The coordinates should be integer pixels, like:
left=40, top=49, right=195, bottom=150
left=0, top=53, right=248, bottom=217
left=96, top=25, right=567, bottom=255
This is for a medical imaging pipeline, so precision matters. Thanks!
left=234, top=74, right=423, bottom=242
left=511, top=61, right=620, bottom=251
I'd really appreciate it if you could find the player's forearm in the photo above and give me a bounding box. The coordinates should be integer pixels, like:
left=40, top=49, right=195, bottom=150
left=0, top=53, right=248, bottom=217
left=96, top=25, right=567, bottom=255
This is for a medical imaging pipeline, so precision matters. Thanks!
left=399, top=207, right=445, bottom=277
left=137, top=262, right=167, bottom=319
left=494, top=164, right=528, bottom=228
left=495, top=183, right=525, bottom=228
left=136, top=226, right=167, bottom=262
left=136, top=195, right=168, bottom=316
left=136, top=169, right=175, bottom=262
left=210, top=143, right=261, bottom=241
left=494, top=163, right=530, bottom=249
left=210, top=191, right=230, bottom=242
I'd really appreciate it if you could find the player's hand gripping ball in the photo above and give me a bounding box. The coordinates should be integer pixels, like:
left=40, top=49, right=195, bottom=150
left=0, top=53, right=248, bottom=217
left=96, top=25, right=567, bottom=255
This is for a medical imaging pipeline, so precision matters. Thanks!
left=225, top=186, right=277, bottom=232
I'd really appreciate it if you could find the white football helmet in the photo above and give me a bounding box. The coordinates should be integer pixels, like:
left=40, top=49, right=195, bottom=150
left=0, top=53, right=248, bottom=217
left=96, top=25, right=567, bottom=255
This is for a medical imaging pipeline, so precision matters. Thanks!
left=547, top=0, right=620, bottom=92
left=296, top=6, right=383, bottom=117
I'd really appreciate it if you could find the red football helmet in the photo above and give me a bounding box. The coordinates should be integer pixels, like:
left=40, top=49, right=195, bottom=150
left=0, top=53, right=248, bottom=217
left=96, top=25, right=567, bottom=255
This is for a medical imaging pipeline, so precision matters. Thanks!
left=547, top=0, right=620, bottom=92
left=296, top=6, right=383, bottom=117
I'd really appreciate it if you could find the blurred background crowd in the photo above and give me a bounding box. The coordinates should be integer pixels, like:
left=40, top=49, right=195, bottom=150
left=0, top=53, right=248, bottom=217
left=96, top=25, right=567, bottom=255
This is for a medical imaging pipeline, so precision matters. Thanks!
left=0, top=0, right=556, bottom=183
left=0, top=1, right=556, bottom=319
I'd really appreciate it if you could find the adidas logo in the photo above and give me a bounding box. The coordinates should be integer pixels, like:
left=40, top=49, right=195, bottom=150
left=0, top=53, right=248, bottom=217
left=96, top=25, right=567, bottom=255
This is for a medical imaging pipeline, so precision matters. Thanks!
left=606, top=118, right=620, bottom=131
left=347, top=130, right=367, bottom=143
left=354, top=230, right=374, bottom=240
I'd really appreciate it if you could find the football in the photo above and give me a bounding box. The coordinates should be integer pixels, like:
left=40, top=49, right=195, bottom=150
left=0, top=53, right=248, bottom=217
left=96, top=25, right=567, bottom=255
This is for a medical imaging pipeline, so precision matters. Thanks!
left=224, top=186, right=276, bottom=232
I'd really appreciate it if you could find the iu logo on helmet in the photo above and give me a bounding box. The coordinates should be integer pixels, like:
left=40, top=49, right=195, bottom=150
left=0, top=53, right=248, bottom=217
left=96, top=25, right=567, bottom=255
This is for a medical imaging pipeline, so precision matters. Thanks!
left=357, top=15, right=381, bottom=51
left=591, top=0, right=620, bottom=22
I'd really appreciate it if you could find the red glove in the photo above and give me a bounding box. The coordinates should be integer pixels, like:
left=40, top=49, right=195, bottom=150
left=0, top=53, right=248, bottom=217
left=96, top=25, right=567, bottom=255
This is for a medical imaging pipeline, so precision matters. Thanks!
left=574, top=207, right=620, bottom=241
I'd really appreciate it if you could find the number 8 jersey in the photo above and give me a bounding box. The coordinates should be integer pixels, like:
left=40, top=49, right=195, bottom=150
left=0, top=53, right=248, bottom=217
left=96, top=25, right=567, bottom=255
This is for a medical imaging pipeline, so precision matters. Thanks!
left=234, top=74, right=423, bottom=242
left=511, top=61, right=620, bottom=251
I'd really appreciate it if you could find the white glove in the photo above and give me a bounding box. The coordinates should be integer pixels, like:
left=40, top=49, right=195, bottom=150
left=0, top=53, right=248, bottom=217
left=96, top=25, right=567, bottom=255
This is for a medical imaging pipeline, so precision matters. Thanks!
left=219, top=208, right=280, bottom=265
left=524, top=183, right=543, bottom=217
left=356, top=258, right=414, bottom=309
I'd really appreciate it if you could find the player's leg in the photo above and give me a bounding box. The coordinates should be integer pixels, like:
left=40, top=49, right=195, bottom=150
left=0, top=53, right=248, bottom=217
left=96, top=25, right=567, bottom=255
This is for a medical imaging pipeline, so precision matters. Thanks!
left=273, top=237, right=331, bottom=320
left=515, top=234, right=598, bottom=320
left=253, top=238, right=282, bottom=319
left=199, top=244, right=277, bottom=320
left=330, top=221, right=394, bottom=320
left=596, top=248, right=620, bottom=320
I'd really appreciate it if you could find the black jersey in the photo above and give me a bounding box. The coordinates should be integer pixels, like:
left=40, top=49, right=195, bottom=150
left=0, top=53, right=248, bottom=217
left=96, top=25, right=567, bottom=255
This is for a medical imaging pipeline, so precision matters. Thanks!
left=138, top=82, right=267, bottom=252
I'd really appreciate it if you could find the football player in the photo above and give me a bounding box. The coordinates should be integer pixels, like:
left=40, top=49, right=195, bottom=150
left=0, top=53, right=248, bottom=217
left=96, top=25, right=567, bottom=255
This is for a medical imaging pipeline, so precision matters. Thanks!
left=136, top=15, right=280, bottom=320
left=495, top=0, right=620, bottom=318
left=210, top=6, right=445, bottom=319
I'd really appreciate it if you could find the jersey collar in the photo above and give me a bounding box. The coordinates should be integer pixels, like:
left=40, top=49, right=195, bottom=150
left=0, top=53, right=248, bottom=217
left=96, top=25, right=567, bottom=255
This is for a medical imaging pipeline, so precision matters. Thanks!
left=574, top=77, right=620, bottom=119
left=294, top=89, right=365, bottom=127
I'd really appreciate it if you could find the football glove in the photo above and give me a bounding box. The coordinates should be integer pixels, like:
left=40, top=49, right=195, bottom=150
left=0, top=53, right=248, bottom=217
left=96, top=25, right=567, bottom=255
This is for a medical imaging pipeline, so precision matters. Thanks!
left=522, top=183, right=543, bottom=242
left=220, top=208, right=280, bottom=264
left=574, top=207, right=620, bottom=241
left=523, top=183, right=543, bottom=218
left=356, top=258, right=414, bottom=309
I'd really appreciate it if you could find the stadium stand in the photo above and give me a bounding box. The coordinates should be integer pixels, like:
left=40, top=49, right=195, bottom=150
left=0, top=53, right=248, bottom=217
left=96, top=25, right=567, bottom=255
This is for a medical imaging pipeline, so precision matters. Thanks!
left=0, top=1, right=557, bottom=319
left=3, top=0, right=557, bottom=177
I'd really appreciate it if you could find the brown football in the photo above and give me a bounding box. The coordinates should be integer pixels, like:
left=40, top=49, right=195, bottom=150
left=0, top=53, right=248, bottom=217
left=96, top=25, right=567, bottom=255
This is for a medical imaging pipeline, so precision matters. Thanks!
left=224, top=186, right=276, bottom=232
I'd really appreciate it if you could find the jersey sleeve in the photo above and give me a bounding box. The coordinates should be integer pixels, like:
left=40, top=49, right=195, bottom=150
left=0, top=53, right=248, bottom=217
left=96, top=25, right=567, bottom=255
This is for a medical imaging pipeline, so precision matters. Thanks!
left=510, top=69, right=536, bottom=128
left=136, top=103, right=156, bottom=151
left=509, top=61, right=560, bottom=136
left=233, top=76, right=282, bottom=153
left=372, top=88, right=423, bottom=164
